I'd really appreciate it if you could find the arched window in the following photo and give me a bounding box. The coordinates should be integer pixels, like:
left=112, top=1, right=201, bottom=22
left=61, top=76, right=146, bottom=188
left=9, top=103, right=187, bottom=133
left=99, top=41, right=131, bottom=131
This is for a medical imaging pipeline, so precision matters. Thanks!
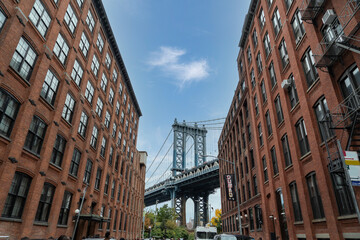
left=0, top=88, right=20, bottom=137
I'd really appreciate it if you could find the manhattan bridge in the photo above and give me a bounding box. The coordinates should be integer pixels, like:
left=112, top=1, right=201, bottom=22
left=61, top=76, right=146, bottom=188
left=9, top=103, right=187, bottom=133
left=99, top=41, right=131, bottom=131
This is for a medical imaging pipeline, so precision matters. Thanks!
left=144, top=118, right=225, bottom=228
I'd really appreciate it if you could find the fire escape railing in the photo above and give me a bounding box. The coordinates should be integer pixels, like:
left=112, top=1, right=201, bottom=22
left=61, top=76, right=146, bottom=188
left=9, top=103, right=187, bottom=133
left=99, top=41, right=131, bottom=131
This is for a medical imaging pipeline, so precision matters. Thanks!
left=300, top=0, right=325, bottom=21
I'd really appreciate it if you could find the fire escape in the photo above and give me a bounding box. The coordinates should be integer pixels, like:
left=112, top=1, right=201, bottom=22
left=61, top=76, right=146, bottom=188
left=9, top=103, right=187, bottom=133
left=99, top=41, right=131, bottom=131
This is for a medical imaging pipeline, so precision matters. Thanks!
left=300, top=0, right=360, bottom=221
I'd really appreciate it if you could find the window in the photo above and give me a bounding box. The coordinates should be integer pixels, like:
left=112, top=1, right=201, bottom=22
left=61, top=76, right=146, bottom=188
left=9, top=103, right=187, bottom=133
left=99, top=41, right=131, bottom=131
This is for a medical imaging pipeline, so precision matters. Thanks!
left=86, top=10, right=95, bottom=32
left=269, top=61, right=277, bottom=88
left=85, top=80, right=94, bottom=103
left=121, top=111, right=125, bottom=124
left=250, top=69, right=255, bottom=89
left=259, top=9, right=265, bottom=29
left=40, top=70, right=59, bottom=105
left=109, top=146, right=114, bottom=166
left=254, top=95, right=259, bottom=115
left=105, top=52, right=112, bottom=69
left=112, top=123, right=117, bottom=138
left=284, top=0, right=294, bottom=9
left=50, top=134, right=66, bottom=167
left=112, top=69, right=118, bottom=83
left=90, top=125, right=98, bottom=148
left=263, top=32, right=271, bottom=57
left=119, top=83, right=123, bottom=96
left=247, top=180, right=251, bottom=198
left=79, top=32, right=89, bottom=57
left=252, top=30, right=258, bottom=48
left=123, top=94, right=127, bottom=105
left=96, top=97, right=103, bottom=117
left=76, top=0, right=84, bottom=8
left=255, top=205, right=263, bottom=230
left=101, top=73, right=108, bottom=92
left=24, top=116, right=47, bottom=154
left=91, top=54, right=99, bottom=76
left=117, top=131, right=122, bottom=146
left=272, top=8, right=282, bottom=36
left=295, top=118, right=310, bottom=156
left=62, top=93, right=76, bottom=123
left=270, top=146, right=279, bottom=175
left=253, top=175, right=258, bottom=195
left=100, top=137, right=107, bottom=157
left=331, top=172, right=356, bottom=216
left=258, top=122, right=263, bottom=146
left=127, top=103, right=131, bottom=114
left=2, top=172, right=32, bottom=219
left=256, top=52, right=263, bottom=73
left=29, top=0, right=51, bottom=37
left=64, top=4, right=78, bottom=34
left=125, top=120, right=129, bottom=132
left=113, top=210, right=118, bottom=229
left=95, top=167, right=102, bottom=190
left=0, top=8, right=7, bottom=32
left=71, top=60, right=83, bottom=86
left=58, top=191, right=72, bottom=225
left=35, top=183, right=55, bottom=222
left=247, top=124, right=251, bottom=143
left=116, top=101, right=120, bottom=116
left=109, top=88, right=114, bottom=105
left=104, top=111, right=111, bottom=128
left=265, top=110, right=272, bottom=136
left=10, top=37, right=37, bottom=80
left=262, top=156, right=268, bottom=182
left=69, top=148, right=81, bottom=176
left=314, top=97, right=333, bottom=141
left=281, top=134, right=292, bottom=167
left=292, top=10, right=305, bottom=43
left=279, top=38, right=289, bottom=68
left=306, top=172, right=325, bottom=219
left=0, top=89, right=20, bottom=137
left=115, top=155, right=119, bottom=171
left=339, top=65, right=360, bottom=107
left=260, top=80, right=267, bottom=103
left=83, top=159, right=93, bottom=184
left=111, top=180, right=115, bottom=198
left=289, top=181, right=303, bottom=221
left=104, top=174, right=110, bottom=194
left=249, top=208, right=254, bottom=230
left=99, top=205, right=105, bottom=229
left=78, top=111, right=88, bottom=137
left=301, top=49, right=318, bottom=87
left=96, top=32, right=104, bottom=53
left=106, top=208, right=112, bottom=230
left=54, top=34, right=69, bottom=65
left=274, top=95, right=284, bottom=124
left=287, top=75, right=299, bottom=108
left=122, top=139, right=126, bottom=152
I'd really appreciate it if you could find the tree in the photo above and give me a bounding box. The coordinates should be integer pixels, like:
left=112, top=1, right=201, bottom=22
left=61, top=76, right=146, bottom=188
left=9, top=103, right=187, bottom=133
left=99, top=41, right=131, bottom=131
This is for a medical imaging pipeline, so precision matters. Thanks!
left=211, top=209, right=222, bottom=233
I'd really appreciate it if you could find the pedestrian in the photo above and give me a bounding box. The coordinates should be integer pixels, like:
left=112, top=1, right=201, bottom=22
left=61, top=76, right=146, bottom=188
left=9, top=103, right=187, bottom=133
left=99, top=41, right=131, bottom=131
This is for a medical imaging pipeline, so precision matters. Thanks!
left=58, top=235, right=70, bottom=240
left=104, top=232, right=111, bottom=240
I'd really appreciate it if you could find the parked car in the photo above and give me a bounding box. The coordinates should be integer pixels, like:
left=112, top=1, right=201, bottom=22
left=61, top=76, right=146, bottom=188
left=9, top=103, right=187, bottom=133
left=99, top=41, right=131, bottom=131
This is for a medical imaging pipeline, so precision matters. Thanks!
left=214, top=233, right=255, bottom=240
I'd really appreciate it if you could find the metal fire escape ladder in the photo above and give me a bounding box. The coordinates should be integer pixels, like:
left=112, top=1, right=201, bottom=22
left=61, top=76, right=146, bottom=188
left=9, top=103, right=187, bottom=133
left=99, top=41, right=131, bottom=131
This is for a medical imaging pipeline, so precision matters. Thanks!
left=321, top=86, right=360, bottom=222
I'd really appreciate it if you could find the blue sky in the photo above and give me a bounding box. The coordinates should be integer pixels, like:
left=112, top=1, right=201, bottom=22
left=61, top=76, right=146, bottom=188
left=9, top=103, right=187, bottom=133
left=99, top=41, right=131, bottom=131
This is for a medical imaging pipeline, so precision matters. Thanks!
left=103, top=0, right=250, bottom=221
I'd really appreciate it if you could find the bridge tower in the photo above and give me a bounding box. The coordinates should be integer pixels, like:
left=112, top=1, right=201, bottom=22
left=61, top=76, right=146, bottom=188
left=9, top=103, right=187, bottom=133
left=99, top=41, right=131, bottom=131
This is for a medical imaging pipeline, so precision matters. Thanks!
left=171, top=119, right=210, bottom=227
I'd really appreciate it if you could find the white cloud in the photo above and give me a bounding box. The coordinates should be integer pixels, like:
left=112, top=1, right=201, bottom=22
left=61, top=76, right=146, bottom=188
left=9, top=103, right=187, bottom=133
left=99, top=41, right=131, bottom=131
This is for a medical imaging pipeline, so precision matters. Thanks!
left=148, top=46, right=210, bottom=88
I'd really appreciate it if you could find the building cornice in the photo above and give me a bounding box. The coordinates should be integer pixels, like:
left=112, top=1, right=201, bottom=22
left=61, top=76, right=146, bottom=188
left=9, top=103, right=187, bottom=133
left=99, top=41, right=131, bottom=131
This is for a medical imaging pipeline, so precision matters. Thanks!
left=239, top=0, right=259, bottom=49
left=92, top=0, right=142, bottom=117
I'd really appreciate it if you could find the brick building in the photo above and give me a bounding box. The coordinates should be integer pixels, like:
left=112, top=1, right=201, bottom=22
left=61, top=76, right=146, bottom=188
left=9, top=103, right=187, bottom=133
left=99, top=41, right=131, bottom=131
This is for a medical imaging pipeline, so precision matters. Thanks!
left=0, top=0, right=146, bottom=239
left=219, top=0, right=360, bottom=239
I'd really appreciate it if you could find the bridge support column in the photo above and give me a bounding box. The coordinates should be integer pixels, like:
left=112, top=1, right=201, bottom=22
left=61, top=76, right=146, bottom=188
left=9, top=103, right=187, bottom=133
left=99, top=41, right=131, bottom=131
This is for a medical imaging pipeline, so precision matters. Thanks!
left=193, top=193, right=210, bottom=228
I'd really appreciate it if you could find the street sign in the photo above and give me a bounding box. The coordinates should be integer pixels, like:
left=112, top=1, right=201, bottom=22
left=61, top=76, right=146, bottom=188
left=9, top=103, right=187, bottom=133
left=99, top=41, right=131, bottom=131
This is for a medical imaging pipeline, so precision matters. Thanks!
left=224, top=174, right=236, bottom=201
left=344, top=151, right=360, bottom=186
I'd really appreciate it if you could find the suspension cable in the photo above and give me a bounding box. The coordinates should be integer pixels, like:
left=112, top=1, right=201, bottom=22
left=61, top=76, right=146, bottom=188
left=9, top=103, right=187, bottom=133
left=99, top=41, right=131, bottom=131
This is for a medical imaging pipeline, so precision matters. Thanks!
left=146, top=142, right=174, bottom=183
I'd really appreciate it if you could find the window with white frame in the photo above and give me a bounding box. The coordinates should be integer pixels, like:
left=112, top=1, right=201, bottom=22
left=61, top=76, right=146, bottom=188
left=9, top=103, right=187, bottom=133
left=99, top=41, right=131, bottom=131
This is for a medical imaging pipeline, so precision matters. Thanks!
left=109, top=88, right=114, bottom=104
left=119, top=83, right=123, bottom=95
left=10, top=37, right=37, bottom=81
left=71, top=59, right=83, bottom=86
left=29, top=0, right=51, bottom=37
left=40, top=69, right=59, bottom=105
left=86, top=10, right=95, bottom=32
left=116, top=101, right=120, bottom=115
left=96, top=32, right=104, bottom=52
left=91, top=54, right=99, bottom=76
left=64, top=4, right=78, bottom=34
left=121, top=111, right=125, bottom=124
left=0, top=8, right=6, bottom=32
left=259, top=9, right=265, bottom=29
left=53, top=34, right=69, bottom=65
left=301, top=48, right=318, bottom=87
left=79, top=32, right=89, bottom=57
left=78, top=111, right=88, bottom=137
left=104, top=111, right=111, bottom=128
left=112, top=123, right=117, bottom=138
left=112, top=69, right=118, bottom=83
left=62, top=93, right=76, bottom=123
left=105, top=52, right=111, bottom=69
left=123, top=94, right=127, bottom=105
left=284, top=0, right=294, bottom=10
left=100, top=137, right=106, bottom=157
left=117, top=131, right=122, bottom=146
left=90, top=125, right=98, bottom=148
left=269, top=61, right=277, bottom=88
left=263, top=32, right=271, bottom=57
left=291, top=9, right=305, bottom=44
left=127, top=103, right=131, bottom=114
left=76, top=0, right=84, bottom=8
left=85, top=80, right=94, bottom=103
left=96, top=97, right=103, bottom=117
left=101, top=73, right=108, bottom=92
left=272, top=8, right=282, bottom=36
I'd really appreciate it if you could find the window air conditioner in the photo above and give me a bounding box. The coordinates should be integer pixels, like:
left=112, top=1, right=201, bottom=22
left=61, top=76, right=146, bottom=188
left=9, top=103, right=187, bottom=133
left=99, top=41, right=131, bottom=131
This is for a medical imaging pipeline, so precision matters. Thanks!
left=281, top=78, right=292, bottom=89
left=322, top=9, right=336, bottom=25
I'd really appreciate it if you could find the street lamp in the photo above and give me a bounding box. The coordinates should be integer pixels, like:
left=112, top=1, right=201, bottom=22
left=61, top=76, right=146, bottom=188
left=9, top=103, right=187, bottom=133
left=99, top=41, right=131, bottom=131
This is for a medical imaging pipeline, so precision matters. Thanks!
left=202, top=155, right=242, bottom=235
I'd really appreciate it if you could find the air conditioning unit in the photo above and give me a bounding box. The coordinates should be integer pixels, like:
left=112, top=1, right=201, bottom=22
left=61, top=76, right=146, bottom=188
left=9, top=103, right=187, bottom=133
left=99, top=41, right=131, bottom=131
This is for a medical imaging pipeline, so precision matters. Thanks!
left=281, top=78, right=292, bottom=89
left=322, top=9, right=336, bottom=25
